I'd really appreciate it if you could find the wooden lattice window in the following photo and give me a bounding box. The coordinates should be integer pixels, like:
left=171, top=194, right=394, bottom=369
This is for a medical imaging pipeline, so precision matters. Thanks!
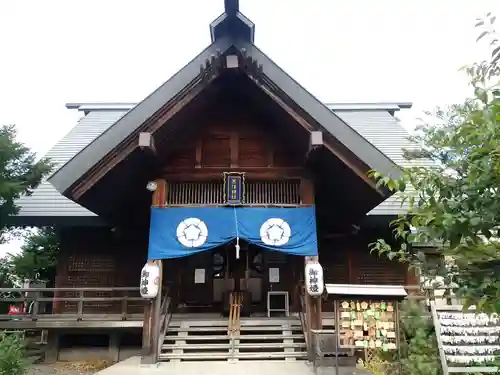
left=165, top=179, right=301, bottom=205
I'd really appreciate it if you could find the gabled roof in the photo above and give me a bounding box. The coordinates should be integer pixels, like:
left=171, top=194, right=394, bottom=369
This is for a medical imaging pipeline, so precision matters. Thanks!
left=14, top=102, right=414, bottom=224
left=49, top=36, right=234, bottom=194
left=13, top=109, right=127, bottom=225
left=48, top=6, right=400, bottom=197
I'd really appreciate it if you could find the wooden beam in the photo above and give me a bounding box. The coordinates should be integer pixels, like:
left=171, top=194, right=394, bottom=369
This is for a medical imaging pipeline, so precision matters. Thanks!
left=226, top=54, right=239, bottom=69
left=300, top=178, right=322, bottom=345
left=195, top=139, right=203, bottom=168
left=305, top=131, right=323, bottom=162
left=142, top=181, right=166, bottom=364
left=139, top=132, right=156, bottom=154
left=266, top=138, right=274, bottom=167
left=229, top=130, right=239, bottom=168
left=310, top=131, right=323, bottom=148
left=71, top=75, right=214, bottom=200
left=246, top=75, right=381, bottom=193
left=151, top=179, right=167, bottom=208
left=141, top=299, right=153, bottom=362
left=162, top=167, right=306, bottom=181
left=151, top=260, right=163, bottom=363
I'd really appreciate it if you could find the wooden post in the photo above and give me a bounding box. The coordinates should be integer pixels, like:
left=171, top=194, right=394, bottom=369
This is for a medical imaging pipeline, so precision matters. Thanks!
left=141, top=300, right=153, bottom=360
left=45, top=330, right=59, bottom=363
left=109, top=331, right=121, bottom=363
left=141, top=179, right=167, bottom=365
left=152, top=260, right=163, bottom=361
left=300, top=178, right=322, bottom=360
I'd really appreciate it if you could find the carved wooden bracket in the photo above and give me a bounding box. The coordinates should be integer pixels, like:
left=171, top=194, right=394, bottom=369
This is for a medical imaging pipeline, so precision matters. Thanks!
left=200, top=50, right=225, bottom=83
left=239, top=48, right=264, bottom=82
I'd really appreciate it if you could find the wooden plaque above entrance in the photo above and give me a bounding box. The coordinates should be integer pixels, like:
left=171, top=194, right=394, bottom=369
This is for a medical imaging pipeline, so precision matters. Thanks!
left=223, top=172, right=245, bottom=204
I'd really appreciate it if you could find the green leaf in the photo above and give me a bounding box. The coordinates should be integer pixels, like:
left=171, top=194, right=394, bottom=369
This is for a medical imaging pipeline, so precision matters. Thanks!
left=387, top=252, right=398, bottom=260
left=492, top=45, right=500, bottom=62
left=477, top=30, right=488, bottom=42
left=470, top=217, right=481, bottom=226
left=475, top=87, right=488, bottom=103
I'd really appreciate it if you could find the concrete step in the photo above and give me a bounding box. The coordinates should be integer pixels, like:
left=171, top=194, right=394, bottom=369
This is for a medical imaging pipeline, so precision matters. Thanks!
left=162, top=342, right=306, bottom=350
left=160, top=316, right=307, bottom=362
left=164, top=334, right=230, bottom=341
left=239, top=326, right=302, bottom=331
left=170, top=317, right=301, bottom=326
left=158, top=351, right=308, bottom=361
left=168, top=325, right=302, bottom=333
left=167, top=326, right=230, bottom=332
left=162, top=343, right=232, bottom=350
left=163, top=333, right=305, bottom=341
left=238, top=342, right=306, bottom=349
left=238, top=334, right=305, bottom=340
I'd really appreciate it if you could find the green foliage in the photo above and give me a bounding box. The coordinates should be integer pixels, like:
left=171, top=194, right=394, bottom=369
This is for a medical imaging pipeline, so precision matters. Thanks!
left=0, top=257, right=15, bottom=288
left=399, top=301, right=441, bottom=375
left=8, top=227, right=59, bottom=284
left=0, top=125, right=52, bottom=242
left=0, top=332, right=27, bottom=375
left=369, top=14, right=500, bottom=313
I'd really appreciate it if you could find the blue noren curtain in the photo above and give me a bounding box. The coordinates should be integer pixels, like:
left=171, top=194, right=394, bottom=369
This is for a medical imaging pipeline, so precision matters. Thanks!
left=147, top=206, right=318, bottom=259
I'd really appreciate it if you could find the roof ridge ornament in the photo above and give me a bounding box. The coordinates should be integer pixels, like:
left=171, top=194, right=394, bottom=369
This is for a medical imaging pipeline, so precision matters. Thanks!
left=210, top=0, right=254, bottom=43
left=224, top=0, right=239, bottom=16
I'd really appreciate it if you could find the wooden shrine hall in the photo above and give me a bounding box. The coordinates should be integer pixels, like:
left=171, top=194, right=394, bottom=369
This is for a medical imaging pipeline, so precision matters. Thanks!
left=3, top=0, right=419, bottom=365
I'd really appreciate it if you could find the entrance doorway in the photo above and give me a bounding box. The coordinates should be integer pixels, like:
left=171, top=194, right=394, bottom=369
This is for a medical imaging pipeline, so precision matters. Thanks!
left=212, top=241, right=266, bottom=315
left=174, top=242, right=295, bottom=316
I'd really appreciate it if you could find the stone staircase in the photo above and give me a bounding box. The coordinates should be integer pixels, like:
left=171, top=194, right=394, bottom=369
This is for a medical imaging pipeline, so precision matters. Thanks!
left=159, top=315, right=307, bottom=362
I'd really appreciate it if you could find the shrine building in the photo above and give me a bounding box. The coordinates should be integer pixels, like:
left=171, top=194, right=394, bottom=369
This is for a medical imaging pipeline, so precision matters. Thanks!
left=4, top=0, right=421, bottom=365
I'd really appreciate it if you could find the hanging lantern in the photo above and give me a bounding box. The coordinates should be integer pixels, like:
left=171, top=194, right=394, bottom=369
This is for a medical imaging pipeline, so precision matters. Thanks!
left=140, top=262, right=160, bottom=299
left=305, top=263, right=324, bottom=297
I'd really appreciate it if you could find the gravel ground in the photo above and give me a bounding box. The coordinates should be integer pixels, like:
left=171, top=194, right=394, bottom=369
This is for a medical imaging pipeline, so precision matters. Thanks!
left=27, top=362, right=109, bottom=375
left=27, top=364, right=93, bottom=375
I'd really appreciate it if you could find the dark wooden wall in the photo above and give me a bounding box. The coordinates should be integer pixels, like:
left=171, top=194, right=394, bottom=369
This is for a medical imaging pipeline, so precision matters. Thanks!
left=163, top=108, right=304, bottom=174
left=55, top=227, right=146, bottom=313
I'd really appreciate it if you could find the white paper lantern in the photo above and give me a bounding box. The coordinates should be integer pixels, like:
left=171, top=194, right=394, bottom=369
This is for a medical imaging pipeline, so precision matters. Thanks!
left=305, top=263, right=324, bottom=296
left=140, top=262, right=160, bottom=299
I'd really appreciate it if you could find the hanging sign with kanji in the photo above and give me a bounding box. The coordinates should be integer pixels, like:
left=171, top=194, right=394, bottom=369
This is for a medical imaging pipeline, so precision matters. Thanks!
left=223, top=172, right=246, bottom=204
left=305, top=263, right=324, bottom=296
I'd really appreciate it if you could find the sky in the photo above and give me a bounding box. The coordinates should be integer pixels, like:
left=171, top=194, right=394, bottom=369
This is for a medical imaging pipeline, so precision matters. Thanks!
left=1, top=0, right=500, bottom=256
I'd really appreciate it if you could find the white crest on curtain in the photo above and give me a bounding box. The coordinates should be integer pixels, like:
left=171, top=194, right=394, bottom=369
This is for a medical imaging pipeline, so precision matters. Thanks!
left=176, top=218, right=208, bottom=248
left=260, top=218, right=291, bottom=246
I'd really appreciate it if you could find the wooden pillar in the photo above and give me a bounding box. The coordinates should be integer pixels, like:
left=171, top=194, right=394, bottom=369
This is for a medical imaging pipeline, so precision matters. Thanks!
left=141, top=179, right=167, bottom=365
left=141, top=300, right=153, bottom=360
left=45, top=330, right=59, bottom=363
left=300, top=178, right=322, bottom=355
left=109, top=331, right=121, bottom=363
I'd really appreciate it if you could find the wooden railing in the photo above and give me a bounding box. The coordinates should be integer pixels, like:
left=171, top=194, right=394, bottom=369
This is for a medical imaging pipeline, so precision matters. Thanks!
left=156, top=288, right=172, bottom=361
left=298, top=284, right=311, bottom=358
left=0, top=287, right=145, bottom=321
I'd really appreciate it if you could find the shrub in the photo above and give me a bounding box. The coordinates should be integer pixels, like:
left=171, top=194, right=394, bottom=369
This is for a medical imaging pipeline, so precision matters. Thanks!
left=0, top=331, right=27, bottom=375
